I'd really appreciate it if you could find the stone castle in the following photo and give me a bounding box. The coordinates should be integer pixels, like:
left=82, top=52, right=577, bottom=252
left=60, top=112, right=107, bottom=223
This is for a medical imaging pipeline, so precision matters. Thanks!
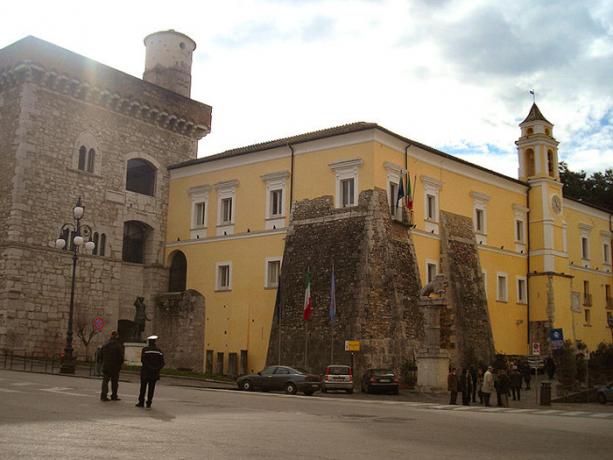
left=0, top=31, right=210, bottom=360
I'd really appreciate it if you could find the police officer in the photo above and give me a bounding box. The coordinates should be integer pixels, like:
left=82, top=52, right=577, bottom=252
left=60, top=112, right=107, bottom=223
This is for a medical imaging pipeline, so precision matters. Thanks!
left=136, top=335, right=165, bottom=408
left=100, top=331, right=124, bottom=401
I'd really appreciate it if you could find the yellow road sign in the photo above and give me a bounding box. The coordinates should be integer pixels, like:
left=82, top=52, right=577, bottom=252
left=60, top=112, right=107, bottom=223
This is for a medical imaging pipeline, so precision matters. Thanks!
left=344, top=340, right=360, bottom=352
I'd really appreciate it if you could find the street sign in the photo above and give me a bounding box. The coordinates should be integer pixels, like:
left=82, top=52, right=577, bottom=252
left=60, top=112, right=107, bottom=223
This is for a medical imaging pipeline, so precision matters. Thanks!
left=344, top=340, right=360, bottom=352
left=92, top=316, right=105, bottom=332
left=532, top=342, right=541, bottom=356
left=550, top=328, right=564, bottom=349
left=527, top=356, right=544, bottom=368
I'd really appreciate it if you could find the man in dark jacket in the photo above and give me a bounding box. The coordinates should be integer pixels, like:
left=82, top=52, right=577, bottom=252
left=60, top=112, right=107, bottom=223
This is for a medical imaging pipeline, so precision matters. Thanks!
left=448, top=368, right=458, bottom=405
left=136, top=335, right=165, bottom=409
left=100, top=331, right=124, bottom=401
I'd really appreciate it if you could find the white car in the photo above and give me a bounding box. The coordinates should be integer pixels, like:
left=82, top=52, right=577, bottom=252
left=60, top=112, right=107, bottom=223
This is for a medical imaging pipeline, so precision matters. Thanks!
left=321, top=365, right=353, bottom=394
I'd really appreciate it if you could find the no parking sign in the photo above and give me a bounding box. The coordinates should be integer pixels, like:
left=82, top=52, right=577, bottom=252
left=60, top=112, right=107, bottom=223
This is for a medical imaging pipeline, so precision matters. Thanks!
left=93, top=316, right=105, bottom=332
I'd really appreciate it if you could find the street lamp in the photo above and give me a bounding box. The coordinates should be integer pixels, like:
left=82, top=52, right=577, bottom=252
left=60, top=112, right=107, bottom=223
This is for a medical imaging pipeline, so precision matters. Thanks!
left=55, top=197, right=95, bottom=374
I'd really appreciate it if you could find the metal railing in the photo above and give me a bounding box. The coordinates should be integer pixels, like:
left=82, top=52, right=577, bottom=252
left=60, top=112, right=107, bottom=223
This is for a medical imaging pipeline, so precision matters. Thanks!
left=1, top=350, right=100, bottom=376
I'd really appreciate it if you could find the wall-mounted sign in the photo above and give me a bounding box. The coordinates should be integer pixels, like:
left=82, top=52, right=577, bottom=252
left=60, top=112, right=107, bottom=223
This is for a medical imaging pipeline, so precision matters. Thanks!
left=344, top=340, right=360, bottom=352
left=93, top=316, right=105, bottom=332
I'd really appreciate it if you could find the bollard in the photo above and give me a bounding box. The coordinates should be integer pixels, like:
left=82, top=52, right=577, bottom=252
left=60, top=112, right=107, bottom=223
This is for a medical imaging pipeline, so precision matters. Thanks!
left=540, top=381, right=552, bottom=406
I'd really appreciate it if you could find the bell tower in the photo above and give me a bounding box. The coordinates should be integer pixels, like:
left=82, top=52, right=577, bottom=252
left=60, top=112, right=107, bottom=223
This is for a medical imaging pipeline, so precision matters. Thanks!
left=517, top=104, right=572, bottom=352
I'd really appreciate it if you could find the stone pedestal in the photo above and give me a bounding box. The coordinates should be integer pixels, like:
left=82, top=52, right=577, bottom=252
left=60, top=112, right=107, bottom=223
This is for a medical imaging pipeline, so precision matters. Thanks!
left=123, top=342, right=146, bottom=366
left=416, top=296, right=450, bottom=391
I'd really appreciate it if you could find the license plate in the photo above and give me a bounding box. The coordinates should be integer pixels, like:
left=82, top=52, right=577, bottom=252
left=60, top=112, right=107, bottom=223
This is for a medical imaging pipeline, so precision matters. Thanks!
left=333, top=376, right=346, bottom=381
left=379, top=379, right=391, bottom=383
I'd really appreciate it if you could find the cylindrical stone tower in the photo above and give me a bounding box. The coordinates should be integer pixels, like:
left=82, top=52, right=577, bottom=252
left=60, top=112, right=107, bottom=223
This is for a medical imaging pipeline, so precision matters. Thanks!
left=143, top=30, right=196, bottom=98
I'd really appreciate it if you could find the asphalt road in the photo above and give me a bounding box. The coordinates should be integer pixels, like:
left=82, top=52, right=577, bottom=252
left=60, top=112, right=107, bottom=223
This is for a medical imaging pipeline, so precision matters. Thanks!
left=1, top=370, right=612, bottom=460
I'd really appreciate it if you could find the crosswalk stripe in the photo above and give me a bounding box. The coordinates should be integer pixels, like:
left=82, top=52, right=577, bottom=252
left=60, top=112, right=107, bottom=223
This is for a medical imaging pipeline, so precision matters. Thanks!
left=508, top=409, right=536, bottom=413
left=538, top=410, right=563, bottom=415
left=11, top=382, right=36, bottom=386
left=451, top=406, right=475, bottom=410
left=0, top=388, right=21, bottom=393
left=559, top=411, right=589, bottom=416
left=589, top=413, right=613, bottom=418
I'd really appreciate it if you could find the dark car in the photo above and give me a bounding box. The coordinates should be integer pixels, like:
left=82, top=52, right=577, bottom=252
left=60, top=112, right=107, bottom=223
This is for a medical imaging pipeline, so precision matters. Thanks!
left=237, top=365, right=321, bottom=395
left=361, top=368, right=399, bottom=395
left=596, top=383, right=613, bottom=404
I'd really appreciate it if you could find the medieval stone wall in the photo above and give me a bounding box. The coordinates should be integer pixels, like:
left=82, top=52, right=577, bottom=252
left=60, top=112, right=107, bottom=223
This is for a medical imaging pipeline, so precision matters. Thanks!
left=154, top=290, right=205, bottom=372
left=267, top=189, right=424, bottom=378
left=439, top=211, right=495, bottom=367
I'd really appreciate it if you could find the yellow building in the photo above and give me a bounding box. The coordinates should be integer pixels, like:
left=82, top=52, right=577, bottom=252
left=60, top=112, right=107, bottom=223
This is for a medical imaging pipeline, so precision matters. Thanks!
left=165, top=105, right=613, bottom=374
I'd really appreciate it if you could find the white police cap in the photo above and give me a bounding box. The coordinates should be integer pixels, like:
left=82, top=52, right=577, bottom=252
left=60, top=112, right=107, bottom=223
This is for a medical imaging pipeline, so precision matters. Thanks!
left=147, top=335, right=158, bottom=340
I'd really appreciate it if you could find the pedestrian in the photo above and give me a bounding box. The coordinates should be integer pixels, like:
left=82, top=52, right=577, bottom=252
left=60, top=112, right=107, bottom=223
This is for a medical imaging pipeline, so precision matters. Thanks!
left=100, top=330, right=124, bottom=401
left=520, top=361, right=531, bottom=390
left=544, top=357, right=556, bottom=380
left=510, top=365, right=522, bottom=401
left=94, top=345, right=103, bottom=376
left=497, top=369, right=511, bottom=407
left=461, top=369, right=473, bottom=406
left=481, top=366, right=494, bottom=407
left=470, top=366, right=478, bottom=403
left=447, top=367, right=458, bottom=405
left=136, top=335, right=165, bottom=409
left=476, top=367, right=484, bottom=404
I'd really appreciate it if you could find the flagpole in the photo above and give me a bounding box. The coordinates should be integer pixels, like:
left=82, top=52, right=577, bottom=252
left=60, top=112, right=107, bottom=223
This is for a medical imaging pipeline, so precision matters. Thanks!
left=304, top=320, right=309, bottom=369
left=278, top=306, right=281, bottom=365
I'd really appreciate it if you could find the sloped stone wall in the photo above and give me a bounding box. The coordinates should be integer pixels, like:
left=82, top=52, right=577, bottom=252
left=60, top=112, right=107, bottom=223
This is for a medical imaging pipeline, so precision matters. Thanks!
left=154, top=290, right=205, bottom=372
left=267, top=189, right=424, bottom=378
left=439, top=211, right=495, bottom=367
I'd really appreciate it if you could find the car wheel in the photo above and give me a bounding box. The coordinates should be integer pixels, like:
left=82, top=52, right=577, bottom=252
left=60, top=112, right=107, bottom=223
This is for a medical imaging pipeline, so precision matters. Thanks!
left=240, top=380, right=252, bottom=391
left=285, top=382, right=298, bottom=395
left=597, top=393, right=607, bottom=404
left=346, top=389, right=354, bottom=394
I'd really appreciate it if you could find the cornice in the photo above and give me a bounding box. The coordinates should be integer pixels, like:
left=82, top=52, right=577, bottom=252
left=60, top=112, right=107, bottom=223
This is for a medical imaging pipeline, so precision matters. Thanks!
left=0, top=61, right=209, bottom=140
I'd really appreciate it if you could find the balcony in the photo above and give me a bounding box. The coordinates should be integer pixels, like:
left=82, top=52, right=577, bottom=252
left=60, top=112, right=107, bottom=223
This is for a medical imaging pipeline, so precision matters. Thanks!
left=583, top=293, right=592, bottom=307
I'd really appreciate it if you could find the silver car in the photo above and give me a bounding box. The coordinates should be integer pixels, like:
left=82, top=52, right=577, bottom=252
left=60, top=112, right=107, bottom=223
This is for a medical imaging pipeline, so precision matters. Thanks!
left=321, top=364, right=353, bottom=394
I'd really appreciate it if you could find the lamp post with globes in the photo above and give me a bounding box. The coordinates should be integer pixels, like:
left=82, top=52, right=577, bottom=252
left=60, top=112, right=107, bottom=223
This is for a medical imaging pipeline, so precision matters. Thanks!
left=55, top=197, right=95, bottom=374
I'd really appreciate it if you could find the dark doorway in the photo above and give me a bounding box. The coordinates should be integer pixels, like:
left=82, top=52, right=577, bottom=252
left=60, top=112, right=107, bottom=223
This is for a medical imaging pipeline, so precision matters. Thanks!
left=122, top=221, right=149, bottom=264
left=168, top=251, right=187, bottom=292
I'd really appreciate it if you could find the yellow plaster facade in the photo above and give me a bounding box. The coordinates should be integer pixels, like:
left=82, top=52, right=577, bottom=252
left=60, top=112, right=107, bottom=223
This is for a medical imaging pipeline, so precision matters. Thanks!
left=165, top=107, right=612, bottom=374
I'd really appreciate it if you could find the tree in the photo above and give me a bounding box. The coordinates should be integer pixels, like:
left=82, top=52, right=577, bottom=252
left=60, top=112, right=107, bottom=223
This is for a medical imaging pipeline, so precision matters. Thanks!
left=76, top=313, right=100, bottom=362
left=559, top=162, right=613, bottom=210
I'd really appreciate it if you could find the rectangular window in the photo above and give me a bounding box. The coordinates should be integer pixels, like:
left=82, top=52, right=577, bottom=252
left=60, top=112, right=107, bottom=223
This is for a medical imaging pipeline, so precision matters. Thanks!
left=217, top=264, right=231, bottom=290
left=583, top=280, right=591, bottom=306
left=581, top=237, right=589, bottom=260
left=266, top=260, right=281, bottom=288
left=604, top=243, right=611, bottom=265
left=517, top=278, right=527, bottom=304
left=194, top=202, right=206, bottom=227
left=584, top=309, right=591, bottom=325
left=389, top=182, right=398, bottom=214
left=221, top=198, right=233, bottom=224
left=475, top=208, right=484, bottom=233
left=341, top=178, right=355, bottom=207
left=426, top=194, right=436, bottom=220
left=426, top=263, right=437, bottom=284
left=270, top=189, right=283, bottom=217
left=605, top=284, right=612, bottom=309
left=515, top=220, right=524, bottom=242
left=497, top=274, right=508, bottom=302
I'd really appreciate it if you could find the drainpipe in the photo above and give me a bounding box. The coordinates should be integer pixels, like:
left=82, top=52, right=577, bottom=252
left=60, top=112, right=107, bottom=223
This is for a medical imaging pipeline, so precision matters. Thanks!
left=288, top=143, right=295, bottom=212
left=526, top=184, right=531, bottom=345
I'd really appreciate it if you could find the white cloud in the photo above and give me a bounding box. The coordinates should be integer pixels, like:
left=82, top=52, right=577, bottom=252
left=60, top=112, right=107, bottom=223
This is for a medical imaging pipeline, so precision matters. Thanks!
left=2, top=0, right=611, bottom=178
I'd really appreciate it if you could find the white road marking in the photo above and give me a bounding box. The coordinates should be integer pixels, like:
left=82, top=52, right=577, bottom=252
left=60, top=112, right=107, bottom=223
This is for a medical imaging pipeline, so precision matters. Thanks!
left=0, top=388, right=21, bottom=393
left=559, top=411, right=589, bottom=417
left=451, top=406, right=475, bottom=410
left=40, top=387, right=89, bottom=397
left=537, top=410, right=563, bottom=415
left=589, top=413, right=613, bottom=418
left=508, top=409, right=536, bottom=413
left=481, top=408, right=506, bottom=412
left=11, top=382, right=36, bottom=386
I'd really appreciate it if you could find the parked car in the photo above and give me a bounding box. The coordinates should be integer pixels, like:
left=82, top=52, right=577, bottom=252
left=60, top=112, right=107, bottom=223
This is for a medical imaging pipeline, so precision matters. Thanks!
left=237, top=365, right=321, bottom=395
left=361, top=368, right=400, bottom=395
left=596, top=383, right=613, bottom=404
left=321, top=365, right=353, bottom=394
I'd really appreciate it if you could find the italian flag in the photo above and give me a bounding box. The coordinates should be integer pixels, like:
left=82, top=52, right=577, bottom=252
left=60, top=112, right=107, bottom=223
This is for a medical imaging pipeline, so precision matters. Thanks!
left=406, top=174, right=414, bottom=210
left=303, top=270, right=313, bottom=321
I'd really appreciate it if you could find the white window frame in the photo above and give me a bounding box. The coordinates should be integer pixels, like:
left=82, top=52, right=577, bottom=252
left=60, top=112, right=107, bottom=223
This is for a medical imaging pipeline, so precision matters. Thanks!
left=329, top=158, right=363, bottom=209
left=496, top=272, right=508, bottom=302
left=264, top=257, right=282, bottom=289
left=385, top=162, right=404, bottom=221
left=470, top=191, right=490, bottom=245
left=421, top=176, right=442, bottom=234
left=581, top=236, right=589, bottom=261
left=425, top=260, right=438, bottom=284
left=216, top=180, right=238, bottom=236
left=516, top=276, right=527, bottom=304
left=188, top=185, right=210, bottom=239
left=261, top=171, right=289, bottom=230
left=512, top=204, right=528, bottom=253
left=601, top=231, right=612, bottom=266
left=216, top=261, right=232, bottom=291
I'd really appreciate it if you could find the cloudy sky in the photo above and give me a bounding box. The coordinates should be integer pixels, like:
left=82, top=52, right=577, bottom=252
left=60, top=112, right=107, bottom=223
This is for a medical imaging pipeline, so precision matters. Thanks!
left=2, top=0, right=611, bottom=178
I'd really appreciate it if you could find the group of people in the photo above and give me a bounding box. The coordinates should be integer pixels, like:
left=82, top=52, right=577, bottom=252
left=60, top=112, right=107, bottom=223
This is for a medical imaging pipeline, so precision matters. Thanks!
left=447, top=361, right=533, bottom=407
left=98, top=331, right=165, bottom=408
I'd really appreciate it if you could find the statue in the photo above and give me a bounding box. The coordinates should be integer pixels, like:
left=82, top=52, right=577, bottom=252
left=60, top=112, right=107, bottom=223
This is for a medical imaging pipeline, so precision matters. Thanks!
left=420, top=274, right=447, bottom=298
left=133, top=296, right=151, bottom=341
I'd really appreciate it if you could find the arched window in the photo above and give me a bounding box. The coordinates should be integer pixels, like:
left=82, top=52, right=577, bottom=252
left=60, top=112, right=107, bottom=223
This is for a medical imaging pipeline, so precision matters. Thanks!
left=526, top=149, right=535, bottom=177
left=122, top=221, right=148, bottom=263
left=77, top=145, right=96, bottom=173
left=92, top=232, right=99, bottom=255
left=78, top=146, right=87, bottom=171
left=547, top=150, right=555, bottom=177
left=168, top=251, right=187, bottom=292
left=99, top=234, right=106, bottom=257
left=126, top=159, right=156, bottom=196
left=87, top=148, right=96, bottom=173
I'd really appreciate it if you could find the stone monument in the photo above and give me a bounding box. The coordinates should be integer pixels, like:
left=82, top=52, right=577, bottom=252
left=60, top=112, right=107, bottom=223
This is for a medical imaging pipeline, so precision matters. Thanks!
left=416, top=274, right=450, bottom=391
